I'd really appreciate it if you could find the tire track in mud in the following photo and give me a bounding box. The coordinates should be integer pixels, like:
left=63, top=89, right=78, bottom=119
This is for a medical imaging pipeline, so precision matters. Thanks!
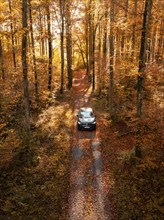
left=90, top=139, right=108, bottom=220
left=68, top=71, right=109, bottom=220
left=68, top=137, right=86, bottom=220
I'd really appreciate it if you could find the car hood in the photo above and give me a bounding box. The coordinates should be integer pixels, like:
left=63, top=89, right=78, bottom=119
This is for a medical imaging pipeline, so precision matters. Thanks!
left=79, top=117, right=95, bottom=123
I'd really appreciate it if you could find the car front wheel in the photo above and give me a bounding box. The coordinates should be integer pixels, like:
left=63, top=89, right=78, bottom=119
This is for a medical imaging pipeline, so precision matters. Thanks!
left=77, top=124, right=81, bottom=130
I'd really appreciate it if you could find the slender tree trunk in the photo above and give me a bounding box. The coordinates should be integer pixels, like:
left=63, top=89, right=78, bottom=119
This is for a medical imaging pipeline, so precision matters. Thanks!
left=85, top=9, right=89, bottom=76
left=22, top=0, right=30, bottom=131
left=77, top=38, right=86, bottom=68
left=0, top=38, right=5, bottom=80
left=66, top=0, right=72, bottom=90
left=85, top=6, right=89, bottom=76
left=121, top=0, right=129, bottom=60
left=137, top=0, right=153, bottom=117
left=8, top=0, right=17, bottom=73
left=38, top=8, right=45, bottom=56
left=98, top=24, right=102, bottom=95
left=102, top=1, right=108, bottom=89
left=92, top=17, right=95, bottom=91
left=151, top=0, right=160, bottom=63
left=151, top=24, right=157, bottom=63
left=131, top=0, right=138, bottom=60
left=28, top=0, right=39, bottom=102
left=88, top=0, right=93, bottom=81
left=157, top=20, right=164, bottom=62
left=109, top=0, right=115, bottom=119
left=46, top=2, right=52, bottom=91
left=60, top=0, right=65, bottom=94
left=88, top=0, right=95, bottom=90
left=44, top=15, right=48, bottom=57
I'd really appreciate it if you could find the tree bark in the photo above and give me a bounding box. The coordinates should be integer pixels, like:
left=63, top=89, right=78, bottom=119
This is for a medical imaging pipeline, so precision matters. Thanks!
left=131, top=0, right=138, bottom=60
left=76, top=37, right=86, bottom=68
left=28, top=0, right=39, bottom=102
left=0, top=38, right=5, bottom=80
left=8, top=0, right=17, bottom=73
left=98, top=23, right=102, bottom=95
left=151, top=0, right=160, bottom=63
left=88, top=0, right=95, bottom=90
left=22, top=0, right=30, bottom=131
left=88, top=0, right=94, bottom=87
left=66, top=0, right=73, bottom=90
left=92, top=16, right=95, bottom=91
left=46, top=2, right=53, bottom=91
left=85, top=4, right=89, bottom=76
left=109, top=0, right=115, bottom=119
left=121, top=0, right=129, bottom=59
left=135, top=0, right=150, bottom=155
left=102, top=1, right=108, bottom=89
left=38, top=8, right=45, bottom=56
left=60, top=0, right=65, bottom=94
left=137, top=0, right=153, bottom=117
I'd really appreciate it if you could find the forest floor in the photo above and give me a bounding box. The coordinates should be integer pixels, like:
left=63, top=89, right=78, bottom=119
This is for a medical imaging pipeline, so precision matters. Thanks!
left=0, top=67, right=163, bottom=219
left=64, top=69, right=141, bottom=219
left=65, top=67, right=163, bottom=219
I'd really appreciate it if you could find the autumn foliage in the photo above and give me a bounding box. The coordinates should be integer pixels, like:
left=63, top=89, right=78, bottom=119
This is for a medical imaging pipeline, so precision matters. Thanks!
left=0, top=0, right=163, bottom=219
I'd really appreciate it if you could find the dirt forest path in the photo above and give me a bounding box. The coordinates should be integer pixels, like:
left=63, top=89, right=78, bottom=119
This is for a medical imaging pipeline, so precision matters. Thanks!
left=68, top=70, right=110, bottom=220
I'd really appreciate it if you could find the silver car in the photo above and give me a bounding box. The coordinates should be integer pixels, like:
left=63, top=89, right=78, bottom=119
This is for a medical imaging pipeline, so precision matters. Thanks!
left=77, top=107, right=96, bottom=130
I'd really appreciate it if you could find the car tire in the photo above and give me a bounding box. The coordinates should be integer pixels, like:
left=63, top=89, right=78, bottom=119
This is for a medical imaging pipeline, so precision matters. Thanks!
left=77, top=125, right=81, bottom=131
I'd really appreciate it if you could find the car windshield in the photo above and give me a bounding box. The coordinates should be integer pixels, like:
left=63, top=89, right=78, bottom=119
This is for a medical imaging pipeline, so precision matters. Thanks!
left=79, top=110, right=93, bottom=118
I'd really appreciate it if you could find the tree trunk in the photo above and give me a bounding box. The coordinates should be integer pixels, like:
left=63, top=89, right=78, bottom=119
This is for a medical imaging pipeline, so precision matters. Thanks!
left=157, top=20, right=164, bottom=63
left=135, top=0, right=153, bottom=158
left=46, top=2, right=53, bottom=91
left=102, top=1, right=108, bottom=89
left=131, top=0, right=138, bottom=60
left=38, top=8, right=45, bottom=56
left=92, top=17, right=95, bottom=91
left=8, top=0, right=17, bottom=73
left=66, top=0, right=72, bottom=90
left=77, top=37, right=86, bottom=68
left=109, top=0, right=115, bottom=119
left=151, top=24, right=157, bottom=63
left=85, top=6, right=89, bottom=76
left=151, top=0, right=160, bottom=63
left=60, top=0, right=65, bottom=94
left=28, top=0, right=39, bottom=102
left=22, top=0, right=30, bottom=131
left=88, top=0, right=95, bottom=90
left=88, top=0, right=94, bottom=84
left=137, top=0, right=153, bottom=117
left=0, top=38, right=5, bottom=80
left=98, top=24, right=102, bottom=95
left=121, top=0, right=129, bottom=59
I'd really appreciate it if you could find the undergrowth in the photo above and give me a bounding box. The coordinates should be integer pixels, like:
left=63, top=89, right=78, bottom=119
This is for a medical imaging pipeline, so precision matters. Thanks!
left=0, top=93, right=72, bottom=219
